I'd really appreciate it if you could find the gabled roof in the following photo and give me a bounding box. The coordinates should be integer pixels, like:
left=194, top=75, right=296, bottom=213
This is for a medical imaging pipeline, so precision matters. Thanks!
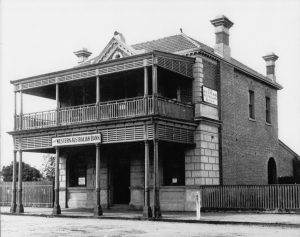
left=13, top=31, right=281, bottom=90
left=131, top=34, right=199, bottom=53
left=130, top=33, right=282, bottom=89
left=279, top=140, right=300, bottom=158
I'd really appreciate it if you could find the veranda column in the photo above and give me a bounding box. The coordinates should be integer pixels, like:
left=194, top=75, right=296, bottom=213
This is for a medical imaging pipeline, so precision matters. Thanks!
left=143, top=59, right=149, bottom=115
left=96, top=76, right=100, bottom=120
left=19, top=91, right=23, bottom=130
left=152, top=138, right=161, bottom=218
left=152, top=57, right=158, bottom=114
left=53, top=147, right=61, bottom=215
left=16, top=150, right=24, bottom=213
left=14, top=92, right=17, bottom=130
left=143, top=140, right=152, bottom=218
left=94, top=143, right=103, bottom=216
left=56, top=84, right=60, bottom=125
left=10, top=150, right=17, bottom=213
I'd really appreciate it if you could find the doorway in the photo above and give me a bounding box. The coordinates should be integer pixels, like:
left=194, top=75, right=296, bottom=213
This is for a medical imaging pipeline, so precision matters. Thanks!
left=268, top=158, right=277, bottom=184
left=112, top=157, right=130, bottom=204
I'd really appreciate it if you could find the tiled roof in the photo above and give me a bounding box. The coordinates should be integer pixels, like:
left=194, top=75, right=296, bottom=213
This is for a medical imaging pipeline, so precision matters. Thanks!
left=132, top=34, right=281, bottom=89
left=74, top=33, right=281, bottom=89
left=131, top=34, right=199, bottom=53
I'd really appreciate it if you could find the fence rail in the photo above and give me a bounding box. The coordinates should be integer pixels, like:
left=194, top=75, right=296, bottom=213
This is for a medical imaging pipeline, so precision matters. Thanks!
left=200, top=185, right=300, bottom=210
left=0, top=182, right=53, bottom=207
left=1, top=183, right=299, bottom=210
left=15, top=96, right=193, bottom=130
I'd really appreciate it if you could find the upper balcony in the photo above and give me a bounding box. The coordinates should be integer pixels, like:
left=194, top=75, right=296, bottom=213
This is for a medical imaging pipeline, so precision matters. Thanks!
left=11, top=51, right=195, bottom=132
left=15, top=96, right=193, bottom=130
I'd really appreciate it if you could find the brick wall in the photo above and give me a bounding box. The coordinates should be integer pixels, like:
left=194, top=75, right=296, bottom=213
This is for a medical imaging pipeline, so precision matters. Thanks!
left=220, top=62, right=281, bottom=185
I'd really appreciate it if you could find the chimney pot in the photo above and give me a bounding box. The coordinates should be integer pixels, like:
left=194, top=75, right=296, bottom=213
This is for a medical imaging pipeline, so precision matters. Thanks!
left=210, top=15, right=234, bottom=59
left=74, top=48, right=92, bottom=64
left=263, top=52, right=278, bottom=82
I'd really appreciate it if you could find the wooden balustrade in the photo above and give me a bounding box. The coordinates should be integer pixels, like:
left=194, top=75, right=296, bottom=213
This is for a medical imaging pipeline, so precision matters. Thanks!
left=15, top=96, right=193, bottom=130
left=59, top=103, right=97, bottom=125
left=157, top=96, right=193, bottom=120
left=17, top=110, right=57, bottom=130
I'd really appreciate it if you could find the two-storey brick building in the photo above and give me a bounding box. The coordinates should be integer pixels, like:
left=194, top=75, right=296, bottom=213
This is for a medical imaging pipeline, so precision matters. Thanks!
left=8, top=15, right=299, bottom=217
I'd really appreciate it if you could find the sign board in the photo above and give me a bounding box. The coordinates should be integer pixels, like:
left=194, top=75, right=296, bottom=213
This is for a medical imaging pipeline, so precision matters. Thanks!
left=78, top=177, right=86, bottom=186
left=52, top=133, right=101, bottom=147
left=202, top=86, right=218, bottom=106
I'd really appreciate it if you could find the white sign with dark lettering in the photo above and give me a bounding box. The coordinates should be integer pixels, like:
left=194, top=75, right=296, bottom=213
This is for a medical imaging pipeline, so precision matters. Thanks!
left=52, top=134, right=101, bottom=147
left=203, top=86, right=218, bottom=105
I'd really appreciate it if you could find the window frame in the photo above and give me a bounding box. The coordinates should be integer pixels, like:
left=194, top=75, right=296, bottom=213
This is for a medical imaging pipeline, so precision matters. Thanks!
left=162, top=144, right=185, bottom=186
left=248, top=90, right=255, bottom=119
left=68, top=155, right=87, bottom=187
left=266, top=96, right=271, bottom=124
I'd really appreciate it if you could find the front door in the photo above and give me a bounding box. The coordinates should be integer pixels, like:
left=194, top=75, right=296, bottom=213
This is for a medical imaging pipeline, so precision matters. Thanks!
left=113, top=157, right=130, bottom=204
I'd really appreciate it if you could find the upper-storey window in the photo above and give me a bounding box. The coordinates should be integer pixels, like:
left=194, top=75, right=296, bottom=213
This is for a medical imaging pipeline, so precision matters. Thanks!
left=266, top=96, right=271, bottom=124
left=249, top=90, right=255, bottom=119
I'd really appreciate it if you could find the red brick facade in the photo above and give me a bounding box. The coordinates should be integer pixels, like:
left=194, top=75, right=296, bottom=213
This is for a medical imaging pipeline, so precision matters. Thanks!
left=199, top=58, right=296, bottom=185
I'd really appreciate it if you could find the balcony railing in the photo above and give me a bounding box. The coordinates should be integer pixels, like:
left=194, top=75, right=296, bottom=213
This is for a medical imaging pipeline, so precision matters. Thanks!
left=15, top=96, right=193, bottom=130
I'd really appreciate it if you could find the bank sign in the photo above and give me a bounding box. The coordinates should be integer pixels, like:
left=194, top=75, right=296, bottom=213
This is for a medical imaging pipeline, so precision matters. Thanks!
left=52, top=134, right=101, bottom=147
left=202, top=86, right=218, bottom=106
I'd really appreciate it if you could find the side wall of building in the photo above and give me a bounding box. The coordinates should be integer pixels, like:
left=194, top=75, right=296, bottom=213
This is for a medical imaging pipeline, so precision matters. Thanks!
left=277, top=142, right=297, bottom=179
left=220, top=62, right=285, bottom=184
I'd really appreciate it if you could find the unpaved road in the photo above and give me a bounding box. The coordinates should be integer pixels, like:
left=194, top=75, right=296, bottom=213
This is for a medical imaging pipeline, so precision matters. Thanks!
left=1, top=215, right=299, bottom=237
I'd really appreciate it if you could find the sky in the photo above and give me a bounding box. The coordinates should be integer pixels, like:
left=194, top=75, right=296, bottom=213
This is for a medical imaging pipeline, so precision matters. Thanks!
left=1, top=0, right=300, bottom=169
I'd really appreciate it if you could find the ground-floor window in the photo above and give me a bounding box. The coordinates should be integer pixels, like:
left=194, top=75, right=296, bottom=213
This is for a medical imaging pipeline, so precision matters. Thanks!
left=69, top=153, right=87, bottom=187
left=162, top=143, right=185, bottom=186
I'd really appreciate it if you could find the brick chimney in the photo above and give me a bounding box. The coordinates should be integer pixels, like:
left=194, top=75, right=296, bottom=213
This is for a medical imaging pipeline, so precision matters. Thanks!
left=262, top=53, right=278, bottom=82
left=74, top=48, right=92, bottom=64
left=210, top=15, right=234, bottom=59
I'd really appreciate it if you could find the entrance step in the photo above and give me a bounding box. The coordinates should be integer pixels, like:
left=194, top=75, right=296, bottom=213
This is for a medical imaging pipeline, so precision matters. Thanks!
left=109, top=204, right=131, bottom=211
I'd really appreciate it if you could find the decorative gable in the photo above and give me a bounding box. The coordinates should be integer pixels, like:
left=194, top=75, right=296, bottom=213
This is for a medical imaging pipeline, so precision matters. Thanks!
left=91, top=31, right=143, bottom=64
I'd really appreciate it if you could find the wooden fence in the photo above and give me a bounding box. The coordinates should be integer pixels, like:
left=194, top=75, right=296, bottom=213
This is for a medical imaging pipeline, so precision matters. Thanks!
left=1, top=183, right=299, bottom=210
left=0, top=181, right=53, bottom=207
left=200, top=185, right=300, bottom=210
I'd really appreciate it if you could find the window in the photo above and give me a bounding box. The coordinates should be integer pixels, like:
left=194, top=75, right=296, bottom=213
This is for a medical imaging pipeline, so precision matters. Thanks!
left=266, top=97, right=271, bottom=123
left=248, top=90, right=255, bottom=119
left=69, top=155, right=87, bottom=187
left=162, top=144, right=185, bottom=186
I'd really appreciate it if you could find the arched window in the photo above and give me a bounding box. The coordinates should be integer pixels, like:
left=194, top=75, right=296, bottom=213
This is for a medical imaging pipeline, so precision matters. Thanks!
left=268, top=158, right=277, bottom=184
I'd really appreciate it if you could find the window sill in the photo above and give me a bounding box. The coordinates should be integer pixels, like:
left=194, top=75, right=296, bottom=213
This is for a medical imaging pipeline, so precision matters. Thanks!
left=68, top=186, right=89, bottom=190
left=266, top=122, right=272, bottom=126
left=248, top=118, right=256, bottom=122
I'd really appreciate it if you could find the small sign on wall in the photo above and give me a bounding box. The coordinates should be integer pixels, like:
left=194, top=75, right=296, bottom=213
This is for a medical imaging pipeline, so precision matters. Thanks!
left=78, top=177, right=86, bottom=186
left=202, top=86, right=218, bottom=106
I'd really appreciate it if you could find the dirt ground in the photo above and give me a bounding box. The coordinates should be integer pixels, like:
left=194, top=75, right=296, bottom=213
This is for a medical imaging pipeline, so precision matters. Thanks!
left=1, top=215, right=300, bottom=237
